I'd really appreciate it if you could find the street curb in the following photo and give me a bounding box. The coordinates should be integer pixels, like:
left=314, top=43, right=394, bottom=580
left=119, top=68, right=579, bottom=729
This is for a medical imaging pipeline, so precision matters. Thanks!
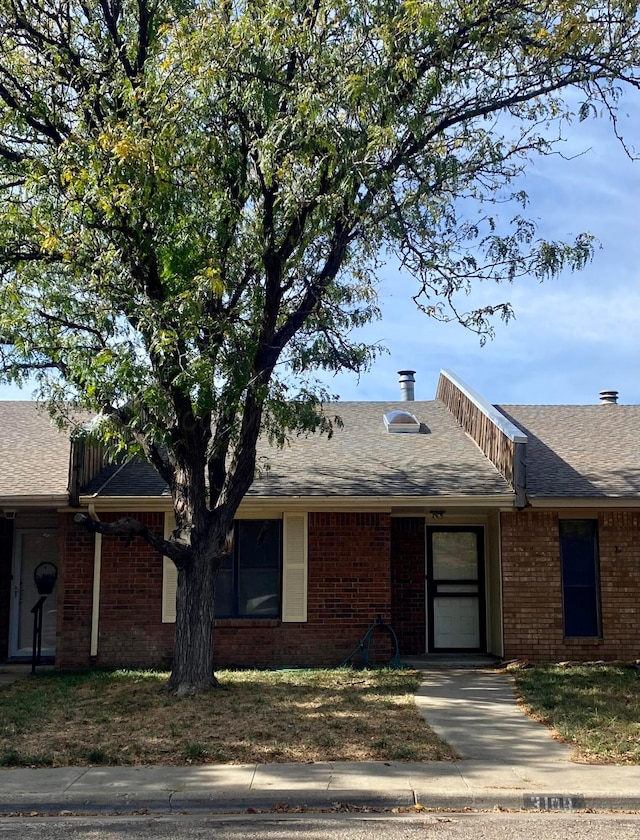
left=0, top=792, right=412, bottom=816
left=416, top=792, right=639, bottom=812
left=0, top=790, right=638, bottom=815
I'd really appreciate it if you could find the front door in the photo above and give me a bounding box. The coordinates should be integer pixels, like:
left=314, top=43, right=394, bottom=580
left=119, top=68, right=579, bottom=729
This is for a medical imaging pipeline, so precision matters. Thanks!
left=426, top=527, right=485, bottom=652
left=9, top=529, right=58, bottom=658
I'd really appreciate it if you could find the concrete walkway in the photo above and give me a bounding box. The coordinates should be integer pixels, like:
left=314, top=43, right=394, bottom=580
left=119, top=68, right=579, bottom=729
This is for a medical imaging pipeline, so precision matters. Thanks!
left=0, top=666, right=638, bottom=814
left=415, top=668, right=573, bottom=764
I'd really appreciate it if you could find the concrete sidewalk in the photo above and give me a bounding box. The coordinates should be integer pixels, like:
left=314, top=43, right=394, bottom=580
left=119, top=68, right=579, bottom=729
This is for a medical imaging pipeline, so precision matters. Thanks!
left=0, top=759, right=638, bottom=814
left=0, top=666, right=638, bottom=814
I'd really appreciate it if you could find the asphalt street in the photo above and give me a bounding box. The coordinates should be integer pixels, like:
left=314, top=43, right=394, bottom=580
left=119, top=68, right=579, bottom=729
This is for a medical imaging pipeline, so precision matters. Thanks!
left=0, top=813, right=638, bottom=840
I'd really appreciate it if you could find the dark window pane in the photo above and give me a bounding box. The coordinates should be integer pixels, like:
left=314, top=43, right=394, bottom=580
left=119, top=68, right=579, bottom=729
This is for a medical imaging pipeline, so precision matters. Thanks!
left=561, top=520, right=598, bottom=587
left=239, top=569, right=280, bottom=616
left=559, top=520, right=600, bottom=638
left=563, top=588, right=599, bottom=637
left=238, top=520, right=280, bottom=570
left=232, top=520, right=281, bottom=618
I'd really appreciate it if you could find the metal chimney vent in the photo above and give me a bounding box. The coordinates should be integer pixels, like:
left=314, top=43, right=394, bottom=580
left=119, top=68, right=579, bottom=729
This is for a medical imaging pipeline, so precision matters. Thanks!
left=398, top=370, right=416, bottom=401
left=599, top=390, right=619, bottom=404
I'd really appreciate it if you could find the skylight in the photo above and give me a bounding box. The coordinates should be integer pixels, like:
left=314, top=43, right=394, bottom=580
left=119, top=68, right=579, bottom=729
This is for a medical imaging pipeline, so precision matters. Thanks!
left=383, top=410, right=421, bottom=433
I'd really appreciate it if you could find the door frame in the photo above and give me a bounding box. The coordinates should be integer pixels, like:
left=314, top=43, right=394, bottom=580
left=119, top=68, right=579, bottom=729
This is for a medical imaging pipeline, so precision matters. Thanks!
left=425, top=525, right=486, bottom=653
left=9, top=527, right=58, bottom=658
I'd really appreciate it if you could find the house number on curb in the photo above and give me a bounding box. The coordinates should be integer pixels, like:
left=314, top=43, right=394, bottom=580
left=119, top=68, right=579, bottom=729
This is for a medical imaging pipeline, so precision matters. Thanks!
left=524, top=794, right=585, bottom=811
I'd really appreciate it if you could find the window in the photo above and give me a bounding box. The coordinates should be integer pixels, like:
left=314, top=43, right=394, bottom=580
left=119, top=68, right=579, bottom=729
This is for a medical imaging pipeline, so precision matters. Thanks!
left=559, top=519, right=601, bottom=638
left=215, top=519, right=281, bottom=618
left=162, top=512, right=307, bottom=624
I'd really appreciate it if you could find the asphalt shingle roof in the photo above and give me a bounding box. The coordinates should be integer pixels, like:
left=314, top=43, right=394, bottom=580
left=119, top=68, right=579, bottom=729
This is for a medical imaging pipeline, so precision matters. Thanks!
left=0, top=402, right=72, bottom=501
left=84, top=401, right=513, bottom=499
left=11, top=398, right=636, bottom=504
left=250, top=401, right=512, bottom=497
left=498, top=404, right=640, bottom=498
left=84, top=461, right=170, bottom=498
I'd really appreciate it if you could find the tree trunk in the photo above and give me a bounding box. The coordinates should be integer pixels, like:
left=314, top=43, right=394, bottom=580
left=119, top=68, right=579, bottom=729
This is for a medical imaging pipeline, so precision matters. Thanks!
left=167, top=546, right=220, bottom=696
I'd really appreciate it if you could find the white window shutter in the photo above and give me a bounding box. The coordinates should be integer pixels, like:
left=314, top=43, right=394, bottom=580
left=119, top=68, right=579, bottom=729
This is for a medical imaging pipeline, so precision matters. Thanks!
left=282, top=512, right=308, bottom=622
left=162, top=512, right=177, bottom=623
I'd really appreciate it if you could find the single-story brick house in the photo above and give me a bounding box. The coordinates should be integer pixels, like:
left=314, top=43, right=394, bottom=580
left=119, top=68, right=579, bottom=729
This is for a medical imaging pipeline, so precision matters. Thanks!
left=1, top=369, right=638, bottom=668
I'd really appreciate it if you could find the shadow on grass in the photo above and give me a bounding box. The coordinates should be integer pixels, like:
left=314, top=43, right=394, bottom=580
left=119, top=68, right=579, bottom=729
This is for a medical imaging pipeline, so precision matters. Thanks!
left=0, top=667, right=455, bottom=767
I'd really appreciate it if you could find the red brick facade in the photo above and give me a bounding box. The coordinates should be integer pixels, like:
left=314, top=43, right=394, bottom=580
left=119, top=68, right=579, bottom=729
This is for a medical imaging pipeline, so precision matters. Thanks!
left=56, top=514, right=94, bottom=667
left=390, top=517, right=426, bottom=655
left=56, top=512, right=174, bottom=668
left=95, top=512, right=174, bottom=667
left=56, top=510, right=394, bottom=670
left=52, top=506, right=639, bottom=670
left=215, top=511, right=393, bottom=668
left=501, top=509, right=640, bottom=662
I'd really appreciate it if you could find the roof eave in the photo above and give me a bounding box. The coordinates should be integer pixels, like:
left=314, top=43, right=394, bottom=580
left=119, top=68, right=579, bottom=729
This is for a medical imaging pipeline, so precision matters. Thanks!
left=78, top=492, right=515, bottom=514
left=527, top=496, right=640, bottom=508
left=78, top=494, right=170, bottom=512
left=0, top=494, right=70, bottom=508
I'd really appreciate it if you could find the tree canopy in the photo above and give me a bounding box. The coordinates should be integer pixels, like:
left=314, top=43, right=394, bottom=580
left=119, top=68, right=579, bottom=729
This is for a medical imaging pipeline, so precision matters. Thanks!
left=0, top=0, right=638, bottom=693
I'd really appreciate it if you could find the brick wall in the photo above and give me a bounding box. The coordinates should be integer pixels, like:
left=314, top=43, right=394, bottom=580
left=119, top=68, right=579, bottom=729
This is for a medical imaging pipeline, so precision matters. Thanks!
left=56, top=514, right=95, bottom=667
left=599, top=511, right=640, bottom=660
left=501, top=509, right=640, bottom=662
left=390, top=517, right=425, bottom=655
left=56, top=512, right=173, bottom=668
left=58, top=510, right=394, bottom=670
left=57, top=506, right=639, bottom=669
left=96, top=512, right=174, bottom=667
left=215, top=511, right=394, bottom=668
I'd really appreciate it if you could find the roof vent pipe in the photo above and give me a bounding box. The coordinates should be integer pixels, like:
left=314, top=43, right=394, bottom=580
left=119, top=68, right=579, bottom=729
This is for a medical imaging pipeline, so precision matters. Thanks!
left=599, top=390, right=619, bottom=404
left=398, top=370, right=416, bottom=401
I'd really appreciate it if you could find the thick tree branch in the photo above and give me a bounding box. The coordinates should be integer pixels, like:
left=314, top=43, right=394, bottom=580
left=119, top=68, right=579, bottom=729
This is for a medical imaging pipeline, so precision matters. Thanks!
left=74, top=512, right=190, bottom=567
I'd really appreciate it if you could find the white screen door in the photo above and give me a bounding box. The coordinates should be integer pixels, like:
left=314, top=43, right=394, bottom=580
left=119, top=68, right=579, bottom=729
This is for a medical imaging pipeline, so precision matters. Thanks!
left=426, top=527, right=485, bottom=651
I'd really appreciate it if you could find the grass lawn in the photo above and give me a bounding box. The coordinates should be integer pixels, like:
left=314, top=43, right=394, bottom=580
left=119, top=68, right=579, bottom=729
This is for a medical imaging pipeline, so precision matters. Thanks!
left=0, top=667, right=456, bottom=768
left=513, top=663, right=640, bottom=764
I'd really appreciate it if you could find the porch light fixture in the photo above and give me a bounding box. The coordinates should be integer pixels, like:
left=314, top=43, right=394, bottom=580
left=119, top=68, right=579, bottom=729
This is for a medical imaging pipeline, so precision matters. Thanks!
left=1, top=509, right=16, bottom=520
left=430, top=510, right=445, bottom=520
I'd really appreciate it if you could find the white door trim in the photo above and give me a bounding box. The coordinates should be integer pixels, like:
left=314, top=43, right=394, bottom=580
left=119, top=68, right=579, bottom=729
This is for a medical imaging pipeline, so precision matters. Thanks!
left=9, top=528, right=58, bottom=658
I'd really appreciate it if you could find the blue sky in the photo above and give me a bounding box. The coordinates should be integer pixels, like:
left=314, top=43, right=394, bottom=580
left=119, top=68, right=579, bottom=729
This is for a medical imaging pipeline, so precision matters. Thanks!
left=320, top=99, right=640, bottom=406
left=1, top=95, right=638, bottom=408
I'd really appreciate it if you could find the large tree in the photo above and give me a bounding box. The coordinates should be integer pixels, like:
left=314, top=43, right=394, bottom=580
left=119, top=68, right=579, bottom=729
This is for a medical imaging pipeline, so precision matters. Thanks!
left=0, top=0, right=638, bottom=693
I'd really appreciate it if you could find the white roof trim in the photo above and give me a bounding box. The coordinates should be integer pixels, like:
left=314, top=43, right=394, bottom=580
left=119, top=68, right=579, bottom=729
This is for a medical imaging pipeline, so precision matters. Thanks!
left=528, top=497, right=640, bottom=508
left=440, top=369, right=528, bottom=443
left=78, top=492, right=515, bottom=514
left=0, top=494, right=69, bottom=507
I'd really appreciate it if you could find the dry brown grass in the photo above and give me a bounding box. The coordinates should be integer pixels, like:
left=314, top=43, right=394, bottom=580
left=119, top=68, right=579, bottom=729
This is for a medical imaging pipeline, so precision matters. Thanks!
left=514, top=663, right=640, bottom=764
left=0, top=668, right=456, bottom=767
